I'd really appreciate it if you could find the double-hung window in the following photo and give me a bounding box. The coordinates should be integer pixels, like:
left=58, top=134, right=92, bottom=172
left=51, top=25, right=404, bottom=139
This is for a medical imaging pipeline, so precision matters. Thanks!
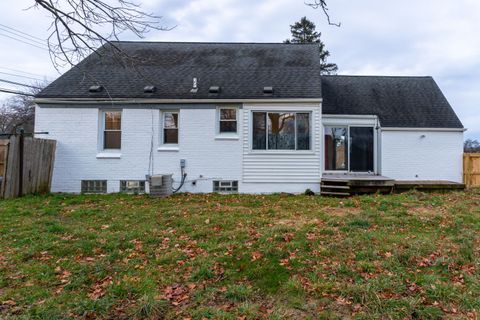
left=252, top=112, right=310, bottom=150
left=218, top=107, right=237, bottom=134
left=163, top=111, right=179, bottom=144
left=103, top=111, right=122, bottom=150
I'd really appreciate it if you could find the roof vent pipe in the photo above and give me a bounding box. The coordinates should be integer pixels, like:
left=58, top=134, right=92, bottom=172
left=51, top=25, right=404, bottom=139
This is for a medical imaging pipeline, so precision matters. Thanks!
left=190, top=77, right=198, bottom=93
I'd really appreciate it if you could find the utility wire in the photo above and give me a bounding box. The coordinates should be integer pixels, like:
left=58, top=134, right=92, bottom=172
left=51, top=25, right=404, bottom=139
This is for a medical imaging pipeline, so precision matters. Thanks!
left=0, top=67, right=52, bottom=80
left=0, top=25, right=46, bottom=47
left=0, top=71, right=45, bottom=82
left=0, top=87, right=36, bottom=97
left=0, top=23, right=45, bottom=42
left=0, top=33, right=49, bottom=51
left=0, top=79, right=42, bottom=90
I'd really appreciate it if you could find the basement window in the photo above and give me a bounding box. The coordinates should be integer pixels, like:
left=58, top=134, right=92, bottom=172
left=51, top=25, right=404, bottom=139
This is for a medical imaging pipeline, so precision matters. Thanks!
left=81, top=180, right=107, bottom=193
left=120, top=180, right=146, bottom=194
left=213, top=180, right=238, bottom=193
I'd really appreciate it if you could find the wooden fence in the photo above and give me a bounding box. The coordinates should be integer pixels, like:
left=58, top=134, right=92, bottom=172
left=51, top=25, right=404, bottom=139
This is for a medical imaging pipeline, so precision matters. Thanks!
left=464, top=153, right=480, bottom=188
left=0, top=135, right=56, bottom=199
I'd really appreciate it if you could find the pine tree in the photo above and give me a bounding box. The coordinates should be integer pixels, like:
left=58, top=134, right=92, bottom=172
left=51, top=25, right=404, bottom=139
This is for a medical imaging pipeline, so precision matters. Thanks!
left=285, top=17, right=338, bottom=75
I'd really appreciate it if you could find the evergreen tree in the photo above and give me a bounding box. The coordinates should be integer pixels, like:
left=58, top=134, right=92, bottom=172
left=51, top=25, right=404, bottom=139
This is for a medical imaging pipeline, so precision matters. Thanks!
left=285, top=17, right=338, bottom=75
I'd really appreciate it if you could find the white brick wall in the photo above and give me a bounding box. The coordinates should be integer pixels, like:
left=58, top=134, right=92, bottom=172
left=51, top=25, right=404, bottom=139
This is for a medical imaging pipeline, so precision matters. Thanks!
left=381, top=130, right=464, bottom=182
left=35, top=105, right=321, bottom=194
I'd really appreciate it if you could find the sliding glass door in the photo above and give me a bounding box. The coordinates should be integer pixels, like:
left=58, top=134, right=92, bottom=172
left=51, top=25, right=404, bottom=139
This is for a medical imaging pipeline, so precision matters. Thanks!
left=324, top=126, right=375, bottom=173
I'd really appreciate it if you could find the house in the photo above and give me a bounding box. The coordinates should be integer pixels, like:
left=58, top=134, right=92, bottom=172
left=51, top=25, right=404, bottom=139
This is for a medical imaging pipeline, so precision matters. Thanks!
left=34, top=42, right=465, bottom=194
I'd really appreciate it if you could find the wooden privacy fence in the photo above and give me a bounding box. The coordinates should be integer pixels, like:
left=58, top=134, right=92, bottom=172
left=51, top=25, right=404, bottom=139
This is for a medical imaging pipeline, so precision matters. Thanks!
left=463, top=153, right=480, bottom=188
left=0, top=135, right=56, bottom=199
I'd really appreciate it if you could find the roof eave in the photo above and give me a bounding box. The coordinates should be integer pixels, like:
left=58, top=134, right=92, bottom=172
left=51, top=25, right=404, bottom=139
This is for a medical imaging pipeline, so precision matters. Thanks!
left=35, top=97, right=323, bottom=105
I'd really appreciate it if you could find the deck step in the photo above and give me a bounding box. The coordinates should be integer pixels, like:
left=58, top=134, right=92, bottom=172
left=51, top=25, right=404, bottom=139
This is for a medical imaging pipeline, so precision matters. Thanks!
left=321, top=184, right=351, bottom=190
left=320, top=191, right=351, bottom=196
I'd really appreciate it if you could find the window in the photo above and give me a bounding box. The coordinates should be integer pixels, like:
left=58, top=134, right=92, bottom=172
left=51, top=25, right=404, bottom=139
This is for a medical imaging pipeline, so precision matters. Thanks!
left=163, top=112, right=179, bottom=144
left=219, top=108, right=237, bottom=133
left=81, top=180, right=107, bottom=193
left=103, top=111, right=121, bottom=149
left=213, top=180, right=238, bottom=193
left=252, top=112, right=310, bottom=150
left=120, top=180, right=146, bottom=194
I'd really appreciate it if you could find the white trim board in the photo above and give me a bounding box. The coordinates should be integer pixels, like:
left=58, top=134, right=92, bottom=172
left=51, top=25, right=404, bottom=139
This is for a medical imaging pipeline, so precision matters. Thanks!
left=381, top=127, right=466, bottom=132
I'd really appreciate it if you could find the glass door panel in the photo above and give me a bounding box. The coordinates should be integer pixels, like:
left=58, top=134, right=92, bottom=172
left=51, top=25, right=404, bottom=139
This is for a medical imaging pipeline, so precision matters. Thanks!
left=324, top=127, right=348, bottom=171
left=350, top=127, right=374, bottom=172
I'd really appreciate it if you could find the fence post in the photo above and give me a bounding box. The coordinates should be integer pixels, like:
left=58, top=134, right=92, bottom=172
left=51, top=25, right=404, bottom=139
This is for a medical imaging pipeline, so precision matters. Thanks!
left=18, top=129, right=24, bottom=197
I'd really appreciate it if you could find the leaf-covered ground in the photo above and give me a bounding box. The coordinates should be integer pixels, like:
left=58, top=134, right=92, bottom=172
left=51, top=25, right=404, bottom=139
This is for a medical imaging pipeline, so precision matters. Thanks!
left=0, top=190, right=479, bottom=319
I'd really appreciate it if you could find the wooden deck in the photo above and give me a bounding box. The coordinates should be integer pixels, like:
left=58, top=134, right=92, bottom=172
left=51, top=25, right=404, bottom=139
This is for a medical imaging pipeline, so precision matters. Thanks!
left=394, top=180, right=465, bottom=191
left=321, top=174, right=465, bottom=196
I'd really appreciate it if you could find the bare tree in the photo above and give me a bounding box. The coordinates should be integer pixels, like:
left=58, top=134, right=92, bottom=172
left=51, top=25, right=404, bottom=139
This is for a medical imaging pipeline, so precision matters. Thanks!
left=0, top=82, right=47, bottom=135
left=306, top=0, right=340, bottom=27
left=31, top=0, right=170, bottom=69
left=464, top=139, right=480, bottom=153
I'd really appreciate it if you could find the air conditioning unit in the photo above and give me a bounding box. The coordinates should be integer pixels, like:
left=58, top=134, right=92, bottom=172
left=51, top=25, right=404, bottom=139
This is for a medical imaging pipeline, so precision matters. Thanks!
left=149, top=174, right=173, bottom=197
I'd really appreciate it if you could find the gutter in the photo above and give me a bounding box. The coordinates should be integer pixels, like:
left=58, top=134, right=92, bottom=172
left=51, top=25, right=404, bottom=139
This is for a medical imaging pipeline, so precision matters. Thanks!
left=34, top=97, right=323, bottom=105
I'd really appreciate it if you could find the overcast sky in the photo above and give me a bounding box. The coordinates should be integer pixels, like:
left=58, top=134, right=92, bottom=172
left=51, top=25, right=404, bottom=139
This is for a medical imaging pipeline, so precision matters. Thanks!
left=0, top=0, right=478, bottom=139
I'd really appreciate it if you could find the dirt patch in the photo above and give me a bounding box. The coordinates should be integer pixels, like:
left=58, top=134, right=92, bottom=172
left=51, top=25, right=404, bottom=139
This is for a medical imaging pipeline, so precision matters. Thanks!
left=277, top=217, right=323, bottom=229
left=323, top=206, right=362, bottom=217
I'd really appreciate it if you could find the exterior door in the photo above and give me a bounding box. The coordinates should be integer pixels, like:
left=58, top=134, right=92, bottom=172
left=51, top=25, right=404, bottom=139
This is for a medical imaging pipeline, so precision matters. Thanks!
left=349, top=127, right=374, bottom=172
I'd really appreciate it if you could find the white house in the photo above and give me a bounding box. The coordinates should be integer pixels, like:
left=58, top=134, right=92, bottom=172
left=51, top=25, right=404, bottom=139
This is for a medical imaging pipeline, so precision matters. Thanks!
left=34, top=42, right=465, bottom=194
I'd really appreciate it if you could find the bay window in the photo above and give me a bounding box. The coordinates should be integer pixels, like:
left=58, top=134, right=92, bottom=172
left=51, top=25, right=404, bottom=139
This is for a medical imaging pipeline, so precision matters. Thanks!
left=252, top=112, right=310, bottom=150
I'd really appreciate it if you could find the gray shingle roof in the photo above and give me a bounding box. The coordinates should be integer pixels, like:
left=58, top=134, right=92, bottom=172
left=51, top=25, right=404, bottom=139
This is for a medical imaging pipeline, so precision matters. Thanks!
left=36, top=42, right=323, bottom=100
left=321, top=75, right=463, bottom=128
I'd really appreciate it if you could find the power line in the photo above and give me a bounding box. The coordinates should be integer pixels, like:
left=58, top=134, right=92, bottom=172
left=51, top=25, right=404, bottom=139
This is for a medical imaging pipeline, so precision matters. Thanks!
left=0, top=23, right=45, bottom=42
left=0, top=32, right=49, bottom=51
left=0, top=67, right=53, bottom=80
left=0, top=25, right=46, bottom=47
left=0, top=87, right=36, bottom=97
left=0, top=71, right=45, bottom=82
left=0, top=79, right=42, bottom=90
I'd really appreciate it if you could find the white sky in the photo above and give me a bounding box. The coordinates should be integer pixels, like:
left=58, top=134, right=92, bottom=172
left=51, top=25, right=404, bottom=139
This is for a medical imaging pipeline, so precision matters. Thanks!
left=0, top=0, right=478, bottom=139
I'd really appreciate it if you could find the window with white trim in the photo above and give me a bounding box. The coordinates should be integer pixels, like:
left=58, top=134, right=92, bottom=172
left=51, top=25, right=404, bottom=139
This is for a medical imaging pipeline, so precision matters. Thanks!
left=162, top=111, right=179, bottom=144
left=252, top=112, right=310, bottom=150
left=103, top=111, right=121, bottom=150
left=218, top=107, right=237, bottom=134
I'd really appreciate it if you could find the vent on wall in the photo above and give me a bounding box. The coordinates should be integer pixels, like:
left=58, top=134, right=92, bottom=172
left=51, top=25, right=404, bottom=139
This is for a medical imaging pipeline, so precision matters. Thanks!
left=263, top=86, right=274, bottom=95
left=143, top=85, right=156, bottom=93
left=89, top=85, right=103, bottom=93
left=209, top=86, right=221, bottom=94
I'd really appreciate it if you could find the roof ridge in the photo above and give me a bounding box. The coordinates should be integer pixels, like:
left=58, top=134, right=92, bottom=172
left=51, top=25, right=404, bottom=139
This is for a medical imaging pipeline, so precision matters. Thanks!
left=109, top=40, right=318, bottom=46
left=322, top=75, right=433, bottom=79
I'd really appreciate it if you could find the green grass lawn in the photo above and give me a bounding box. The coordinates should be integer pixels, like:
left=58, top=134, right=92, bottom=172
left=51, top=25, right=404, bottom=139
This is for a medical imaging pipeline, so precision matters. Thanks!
left=0, top=190, right=479, bottom=319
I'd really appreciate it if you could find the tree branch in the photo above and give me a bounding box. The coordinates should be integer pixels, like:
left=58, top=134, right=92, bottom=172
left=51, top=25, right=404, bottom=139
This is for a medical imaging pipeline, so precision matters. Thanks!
left=305, top=0, right=341, bottom=27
